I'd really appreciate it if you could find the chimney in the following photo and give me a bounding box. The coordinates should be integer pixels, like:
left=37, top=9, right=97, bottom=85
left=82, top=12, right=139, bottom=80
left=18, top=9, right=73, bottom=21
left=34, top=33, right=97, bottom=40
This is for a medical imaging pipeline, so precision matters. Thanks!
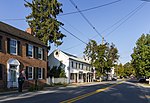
left=26, top=28, right=32, bottom=34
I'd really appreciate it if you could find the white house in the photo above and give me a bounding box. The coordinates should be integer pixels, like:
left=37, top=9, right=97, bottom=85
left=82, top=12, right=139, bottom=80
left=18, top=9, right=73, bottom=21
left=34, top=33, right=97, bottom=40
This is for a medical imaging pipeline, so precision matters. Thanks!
left=48, top=50, right=94, bottom=83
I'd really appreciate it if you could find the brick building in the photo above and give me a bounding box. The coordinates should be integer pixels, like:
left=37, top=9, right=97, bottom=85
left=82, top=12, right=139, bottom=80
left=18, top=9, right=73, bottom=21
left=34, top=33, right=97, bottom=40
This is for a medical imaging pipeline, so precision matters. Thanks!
left=0, top=22, right=47, bottom=89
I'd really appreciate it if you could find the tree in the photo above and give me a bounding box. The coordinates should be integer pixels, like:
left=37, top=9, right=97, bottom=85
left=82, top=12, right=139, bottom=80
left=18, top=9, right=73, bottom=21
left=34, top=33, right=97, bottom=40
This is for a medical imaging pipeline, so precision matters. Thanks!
left=84, top=40, right=119, bottom=78
left=131, top=34, right=150, bottom=78
left=104, top=43, right=119, bottom=74
left=25, top=0, right=66, bottom=47
left=123, top=62, right=135, bottom=77
left=50, top=62, right=66, bottom=78
left=84, top=40, right=98, bottom=65
left=115, top=63, right=125, bottom=78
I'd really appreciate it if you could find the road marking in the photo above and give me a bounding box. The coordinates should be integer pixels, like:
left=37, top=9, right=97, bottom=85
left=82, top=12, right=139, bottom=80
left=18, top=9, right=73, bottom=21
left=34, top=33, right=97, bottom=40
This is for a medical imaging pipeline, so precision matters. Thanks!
left=60, top=81, right=124, bottom=103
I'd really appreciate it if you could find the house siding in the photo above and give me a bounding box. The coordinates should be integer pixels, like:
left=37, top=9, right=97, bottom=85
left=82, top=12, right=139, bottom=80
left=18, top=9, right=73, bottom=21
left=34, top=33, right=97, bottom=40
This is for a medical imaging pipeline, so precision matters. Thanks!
left=0, top=25, right=47, bottom=89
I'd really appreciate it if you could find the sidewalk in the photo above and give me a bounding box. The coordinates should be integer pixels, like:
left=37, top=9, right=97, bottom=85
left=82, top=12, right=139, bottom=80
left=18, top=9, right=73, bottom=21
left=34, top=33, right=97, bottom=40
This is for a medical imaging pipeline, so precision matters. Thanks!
left=0, top=81, right=111, bottom=96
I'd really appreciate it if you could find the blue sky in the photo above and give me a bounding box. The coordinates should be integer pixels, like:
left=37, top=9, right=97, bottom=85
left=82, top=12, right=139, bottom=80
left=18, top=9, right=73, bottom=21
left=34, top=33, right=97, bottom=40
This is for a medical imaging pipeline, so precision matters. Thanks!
left=0, top=0, right=150, bottom=64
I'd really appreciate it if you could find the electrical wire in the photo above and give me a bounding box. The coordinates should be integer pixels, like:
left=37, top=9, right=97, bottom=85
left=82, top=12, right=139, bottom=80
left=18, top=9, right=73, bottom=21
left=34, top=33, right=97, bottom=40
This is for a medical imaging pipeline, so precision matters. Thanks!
left=105, top=2, right=146, bottom=37
left=60, top=0, right=121, bottom=16
left=69, top=0, right=104, bottom=39
left=60, top=26, right=88, bottom=45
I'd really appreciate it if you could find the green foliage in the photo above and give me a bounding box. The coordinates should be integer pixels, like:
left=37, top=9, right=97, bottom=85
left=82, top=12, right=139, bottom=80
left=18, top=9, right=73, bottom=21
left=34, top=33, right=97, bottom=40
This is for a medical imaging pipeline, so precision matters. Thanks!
left=115, top=63, right=136, bottom=78
left=123, top=62, right=136, bottom=76
left=84, top=40, right=119, bottom=76
left=50, top=62, right=66, bottom=78
left=25, top=0, right=66, bottom=47
left=131, top=34, right=150, bottom=77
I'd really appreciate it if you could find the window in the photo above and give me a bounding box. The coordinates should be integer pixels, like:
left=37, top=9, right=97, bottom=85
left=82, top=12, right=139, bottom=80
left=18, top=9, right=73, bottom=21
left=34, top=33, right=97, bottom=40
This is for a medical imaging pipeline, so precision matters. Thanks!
left=38, top=47, right=43, bottom=60
left=28, top=67, right=33, bottom=80
left=0, top=36, right=2, bottom=52
left=0, top=64, right=2, bottom=80
left=82, top=64, right=83, bottom=70
left=28, top=44, right=33, bottom=57
left=38, top=68, right=42, bottom=79
left=10, top=39, right=17, bottom=55
left=76, top=63, right=78, bottom=69
left=71, top=61, right=73, bottom=68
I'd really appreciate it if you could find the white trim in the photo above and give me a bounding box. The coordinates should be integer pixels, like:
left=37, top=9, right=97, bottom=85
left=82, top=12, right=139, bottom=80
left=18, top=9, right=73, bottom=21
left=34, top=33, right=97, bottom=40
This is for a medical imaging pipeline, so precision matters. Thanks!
left=28, top=66, right=33, bottom=80
left=38, top=47, right=43, bottom=60
left=7, top=58, right=20, bottom=88
left=10, top=39, right=17, bottom=55
left=28, top=44, right=33, bottom=58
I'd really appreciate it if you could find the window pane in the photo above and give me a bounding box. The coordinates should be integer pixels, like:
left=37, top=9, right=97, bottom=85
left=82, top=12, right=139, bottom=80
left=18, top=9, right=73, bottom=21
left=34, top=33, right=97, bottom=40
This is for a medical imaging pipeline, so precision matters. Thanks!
left=28, top=44, right=33, bottom=57
left=10, top=39, right=17, bottom=54
left=38, top=48, right=42, bottom=59
left=38, top=68, right=42, bottom=79
left=28, top=67, right=33, bottom=79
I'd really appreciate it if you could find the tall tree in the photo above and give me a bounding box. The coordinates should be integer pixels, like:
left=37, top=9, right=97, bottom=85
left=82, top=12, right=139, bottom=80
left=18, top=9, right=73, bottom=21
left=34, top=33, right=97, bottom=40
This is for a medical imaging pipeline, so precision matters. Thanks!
left=104, top=43, right=119, bottom=72
left=131, top=34, right=150, bottom=78
left=84, top=40, right=98, bottom=66
left=84, top=40, right=119, bottom=77
left=123, top=62, right=135, bottom=77
left=25, top=0, right=65, bottom=47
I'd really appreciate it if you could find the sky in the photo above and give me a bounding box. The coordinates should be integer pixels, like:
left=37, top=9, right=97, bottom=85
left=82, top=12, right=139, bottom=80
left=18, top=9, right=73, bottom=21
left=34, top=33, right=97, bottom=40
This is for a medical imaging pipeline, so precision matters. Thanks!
left=0, top=0, right=150, bottom=64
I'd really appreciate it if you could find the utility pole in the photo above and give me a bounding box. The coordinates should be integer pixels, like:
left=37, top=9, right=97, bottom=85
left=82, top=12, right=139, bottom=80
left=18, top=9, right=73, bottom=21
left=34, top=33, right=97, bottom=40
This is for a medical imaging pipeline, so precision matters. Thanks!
left=102, top=37, right=104, bottom=45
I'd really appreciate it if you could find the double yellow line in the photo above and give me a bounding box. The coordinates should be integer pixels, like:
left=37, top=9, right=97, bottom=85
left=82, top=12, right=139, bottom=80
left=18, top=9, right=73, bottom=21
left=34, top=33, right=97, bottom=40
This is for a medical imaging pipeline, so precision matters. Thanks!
left=60, top=81, right=124, bottom=103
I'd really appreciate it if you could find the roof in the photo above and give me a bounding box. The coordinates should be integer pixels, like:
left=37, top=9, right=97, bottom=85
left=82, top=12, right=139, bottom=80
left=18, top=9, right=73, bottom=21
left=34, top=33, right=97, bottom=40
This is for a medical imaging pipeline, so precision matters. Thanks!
left=0, top=21, right=46, bottom=46
left=61, top=50, right=90, bottom=64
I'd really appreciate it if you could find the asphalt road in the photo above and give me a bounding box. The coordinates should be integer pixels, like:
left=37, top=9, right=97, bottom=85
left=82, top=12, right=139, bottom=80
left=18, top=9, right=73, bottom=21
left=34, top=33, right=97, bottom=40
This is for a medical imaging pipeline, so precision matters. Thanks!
left=0, top=80, right=149, bottom=103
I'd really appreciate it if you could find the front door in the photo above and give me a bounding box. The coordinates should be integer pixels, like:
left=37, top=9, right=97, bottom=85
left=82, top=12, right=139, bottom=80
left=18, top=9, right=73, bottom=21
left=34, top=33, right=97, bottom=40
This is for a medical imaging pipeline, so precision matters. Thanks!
left=7, top=58, right=20, bottom=88
left=9, top=65, right=18, bottom=87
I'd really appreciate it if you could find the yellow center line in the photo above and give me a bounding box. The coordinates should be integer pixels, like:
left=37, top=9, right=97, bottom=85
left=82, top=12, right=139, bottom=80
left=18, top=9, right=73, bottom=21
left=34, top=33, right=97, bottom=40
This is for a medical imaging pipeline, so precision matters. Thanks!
left=60, top=81, right=124, bottom=103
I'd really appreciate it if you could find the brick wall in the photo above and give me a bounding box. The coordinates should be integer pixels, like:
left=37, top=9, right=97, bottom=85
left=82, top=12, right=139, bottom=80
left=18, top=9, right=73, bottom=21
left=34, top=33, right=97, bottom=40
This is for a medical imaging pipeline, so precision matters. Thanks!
left=0, top=31, right=47, bottom=89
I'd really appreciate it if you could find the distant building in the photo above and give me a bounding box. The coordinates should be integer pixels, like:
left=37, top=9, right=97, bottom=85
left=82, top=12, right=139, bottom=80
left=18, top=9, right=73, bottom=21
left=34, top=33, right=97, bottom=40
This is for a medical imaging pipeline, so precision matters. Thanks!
left=48, top=50, right=94, bottom=83
left=0, top=22, right=48, bottom=89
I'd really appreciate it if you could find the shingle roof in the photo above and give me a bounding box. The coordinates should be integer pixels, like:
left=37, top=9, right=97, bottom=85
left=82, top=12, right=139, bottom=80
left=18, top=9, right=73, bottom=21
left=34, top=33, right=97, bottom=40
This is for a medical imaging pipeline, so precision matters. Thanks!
left=61, top=50, right=90, bottom=64
left=0, top=21, right=46, bottom=46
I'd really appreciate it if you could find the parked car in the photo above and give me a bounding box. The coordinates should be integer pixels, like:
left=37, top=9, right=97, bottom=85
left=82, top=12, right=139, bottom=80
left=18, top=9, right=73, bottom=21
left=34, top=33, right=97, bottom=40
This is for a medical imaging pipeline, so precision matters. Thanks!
left=138, top=78, right=146, bottom=83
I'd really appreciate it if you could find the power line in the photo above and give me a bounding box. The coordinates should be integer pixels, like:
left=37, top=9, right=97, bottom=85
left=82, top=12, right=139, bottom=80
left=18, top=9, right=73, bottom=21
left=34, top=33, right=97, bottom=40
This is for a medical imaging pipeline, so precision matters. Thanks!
left=59, top=17, right=90, bottom=40
left=105, top=2, right=146, bottom=37
left=60, top=26, right=87, bottom=45
left=63, top=43, right=84, bottom=51
left=69, top=0, right=104, bottom=39
left=60, top=0, right=121, bottom=16
left=0, top=0, right=121, bottom=21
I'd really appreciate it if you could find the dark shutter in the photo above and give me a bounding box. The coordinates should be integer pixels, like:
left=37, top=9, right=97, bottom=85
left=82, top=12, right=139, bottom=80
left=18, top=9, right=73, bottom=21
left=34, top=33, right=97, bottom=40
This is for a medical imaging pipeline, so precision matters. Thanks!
left=43, top=68, right=45, bottom=79
left=34, top=46, right=38, bottom=59
left=26, top=44, right=28, bottom=56
left=34, top=67, right=38, bottom=80
left=0, top=36, right=2, bottom=52
left=25, top=66, right=28, bottom=80
left=0, top=64, right=3, bottom=80
left=7, top=38, right=10, bottom=53
left=43, top=49, right=45, bottom=60
left=17, top=41, right=22, bottom=56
